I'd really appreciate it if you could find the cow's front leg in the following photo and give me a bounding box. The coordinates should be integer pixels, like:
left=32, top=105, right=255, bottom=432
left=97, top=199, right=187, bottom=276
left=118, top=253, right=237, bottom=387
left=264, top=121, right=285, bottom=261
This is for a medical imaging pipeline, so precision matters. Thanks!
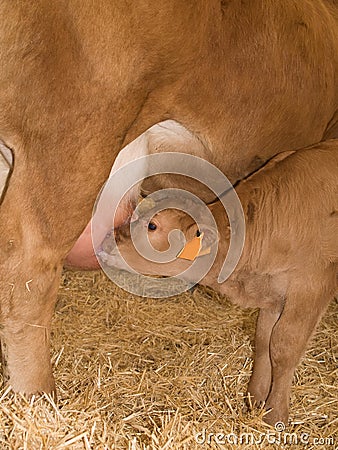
left=247, top=307, right=281, bottom=407
left=264, top=281, right=333, bottom=426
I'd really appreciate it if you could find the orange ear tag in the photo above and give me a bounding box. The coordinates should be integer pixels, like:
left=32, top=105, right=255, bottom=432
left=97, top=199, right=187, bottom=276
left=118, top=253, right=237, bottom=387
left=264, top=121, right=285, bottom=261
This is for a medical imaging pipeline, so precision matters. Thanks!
left=177, top=232, right=211, bottom=261
left=177, top=233, right=203, bottom=260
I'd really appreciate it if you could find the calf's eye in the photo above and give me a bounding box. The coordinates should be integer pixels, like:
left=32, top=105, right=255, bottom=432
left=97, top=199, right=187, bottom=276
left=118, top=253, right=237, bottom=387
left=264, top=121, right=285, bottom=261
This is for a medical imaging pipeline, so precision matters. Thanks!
left=196, top=229, right=201, bottom=237
left=148, top=222, right=157, bottom=231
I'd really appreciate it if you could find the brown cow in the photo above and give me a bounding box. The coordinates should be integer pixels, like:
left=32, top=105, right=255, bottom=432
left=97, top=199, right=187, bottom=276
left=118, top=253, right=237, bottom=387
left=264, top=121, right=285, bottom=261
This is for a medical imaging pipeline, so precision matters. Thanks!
left=101, top=140, right=338, bottom=425
left=0, top=1, right=337, bottom=398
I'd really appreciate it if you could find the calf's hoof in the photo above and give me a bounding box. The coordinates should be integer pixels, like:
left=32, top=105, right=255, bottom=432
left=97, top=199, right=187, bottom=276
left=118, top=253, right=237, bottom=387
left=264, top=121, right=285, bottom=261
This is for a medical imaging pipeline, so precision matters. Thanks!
left=246, top=390, right=267, bottom=410
left=263, top=404, right=289, bottom=427
left=246, top=390, right=289, bottom=427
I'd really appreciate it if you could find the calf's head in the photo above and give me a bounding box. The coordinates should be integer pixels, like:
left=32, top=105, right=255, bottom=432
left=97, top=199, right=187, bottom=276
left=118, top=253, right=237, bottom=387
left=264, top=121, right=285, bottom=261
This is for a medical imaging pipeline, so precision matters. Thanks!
left=99, top=198, right=220, bottom=280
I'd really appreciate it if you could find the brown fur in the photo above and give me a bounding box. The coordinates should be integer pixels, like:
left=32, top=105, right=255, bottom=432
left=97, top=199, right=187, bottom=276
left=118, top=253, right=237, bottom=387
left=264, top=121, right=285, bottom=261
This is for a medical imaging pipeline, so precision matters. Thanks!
left=109, top=140, right=338, bottom=424
left=0, top=0, right=337, bottom=398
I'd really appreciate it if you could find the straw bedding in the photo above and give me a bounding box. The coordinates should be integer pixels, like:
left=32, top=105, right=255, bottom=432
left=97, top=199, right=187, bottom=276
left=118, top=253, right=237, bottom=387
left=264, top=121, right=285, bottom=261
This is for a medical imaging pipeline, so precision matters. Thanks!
left=0, top=269, right=336, bottom=449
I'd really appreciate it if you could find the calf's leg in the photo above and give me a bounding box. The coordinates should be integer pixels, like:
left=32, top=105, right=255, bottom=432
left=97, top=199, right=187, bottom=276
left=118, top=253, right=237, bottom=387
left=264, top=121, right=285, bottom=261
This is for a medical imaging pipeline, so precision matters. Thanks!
left=264, top=279, right=334, bottom=425
left=247, top=307, right=282, bottom=406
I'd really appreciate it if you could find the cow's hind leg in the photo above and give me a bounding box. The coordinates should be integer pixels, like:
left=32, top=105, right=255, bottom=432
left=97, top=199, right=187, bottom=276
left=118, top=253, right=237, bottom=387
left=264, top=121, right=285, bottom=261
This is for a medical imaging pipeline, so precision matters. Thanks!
left=0, top=184, right=64, bottom=393
left=0, top=260, right=61, bottom=394
left=0, top=150, right=112, bottom=394
left=264, top=275, right=335, bottom=426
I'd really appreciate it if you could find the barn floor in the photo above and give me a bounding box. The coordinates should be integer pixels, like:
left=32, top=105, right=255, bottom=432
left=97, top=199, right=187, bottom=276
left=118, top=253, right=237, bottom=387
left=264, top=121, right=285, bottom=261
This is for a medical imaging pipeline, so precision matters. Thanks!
left=0, top=269, right=337, bottom=449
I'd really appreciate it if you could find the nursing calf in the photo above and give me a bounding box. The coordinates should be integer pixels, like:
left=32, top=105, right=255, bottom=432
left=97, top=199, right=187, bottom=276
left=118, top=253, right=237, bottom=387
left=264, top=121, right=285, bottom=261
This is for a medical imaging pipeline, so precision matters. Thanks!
left=101, top=140, right=338, bottom=425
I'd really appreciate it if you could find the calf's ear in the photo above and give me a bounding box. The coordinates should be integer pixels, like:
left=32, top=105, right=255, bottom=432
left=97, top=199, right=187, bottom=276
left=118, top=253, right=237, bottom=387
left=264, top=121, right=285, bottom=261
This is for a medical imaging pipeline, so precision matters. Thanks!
left=199, top=224, right=219, bottom=251
left=130, top=211, right=139, bottom=223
